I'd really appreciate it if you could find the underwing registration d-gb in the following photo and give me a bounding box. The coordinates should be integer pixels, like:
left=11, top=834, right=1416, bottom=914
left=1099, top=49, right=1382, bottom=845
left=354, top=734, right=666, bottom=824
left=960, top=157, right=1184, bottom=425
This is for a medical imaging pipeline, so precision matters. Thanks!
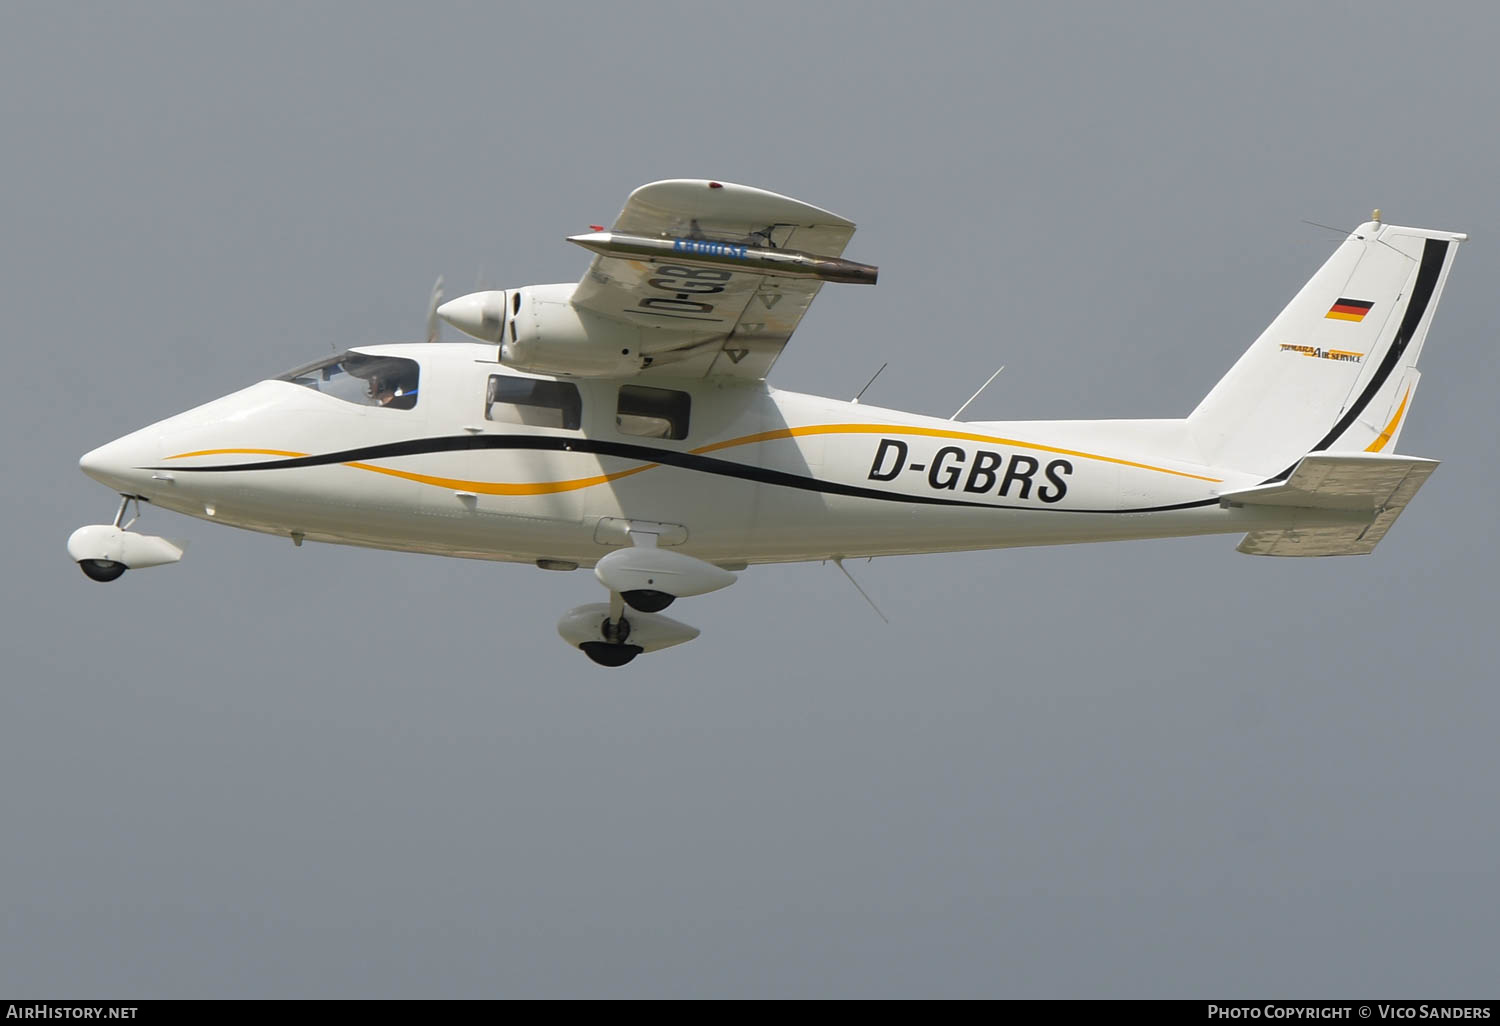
left=72, top=182, right=1465, bottom=666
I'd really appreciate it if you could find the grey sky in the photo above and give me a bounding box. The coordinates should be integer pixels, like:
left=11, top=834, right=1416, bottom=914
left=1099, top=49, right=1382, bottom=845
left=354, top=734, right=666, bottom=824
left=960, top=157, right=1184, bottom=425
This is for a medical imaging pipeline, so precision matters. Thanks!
left=2, top=1, right=1497, bottom=998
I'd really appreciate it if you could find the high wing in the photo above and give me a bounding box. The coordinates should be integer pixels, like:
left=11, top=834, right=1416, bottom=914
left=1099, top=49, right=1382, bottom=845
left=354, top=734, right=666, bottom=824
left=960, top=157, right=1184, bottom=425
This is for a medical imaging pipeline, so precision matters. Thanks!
left=568, top=179, right=869, bottom=380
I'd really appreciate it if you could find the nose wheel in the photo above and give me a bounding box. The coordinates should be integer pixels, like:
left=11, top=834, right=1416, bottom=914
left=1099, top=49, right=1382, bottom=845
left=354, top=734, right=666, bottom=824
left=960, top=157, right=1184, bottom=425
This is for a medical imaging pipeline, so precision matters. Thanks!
left=76, top=496, right=139, bottom=583
left=79, top=559, right=127, bottom=582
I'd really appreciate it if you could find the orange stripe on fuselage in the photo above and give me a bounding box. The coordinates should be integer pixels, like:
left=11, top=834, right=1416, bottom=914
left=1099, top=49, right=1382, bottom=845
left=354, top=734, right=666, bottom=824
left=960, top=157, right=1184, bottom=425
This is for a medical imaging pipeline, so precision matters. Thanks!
left=340, top=460, right=658, bottom=495
left=168, top=447, right=310, bottom=459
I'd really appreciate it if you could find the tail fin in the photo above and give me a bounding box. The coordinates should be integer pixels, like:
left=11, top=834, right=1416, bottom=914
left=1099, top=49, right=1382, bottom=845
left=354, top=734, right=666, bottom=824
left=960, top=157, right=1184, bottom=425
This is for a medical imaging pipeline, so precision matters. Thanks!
left=1188, top=219, right=1464, bottom=479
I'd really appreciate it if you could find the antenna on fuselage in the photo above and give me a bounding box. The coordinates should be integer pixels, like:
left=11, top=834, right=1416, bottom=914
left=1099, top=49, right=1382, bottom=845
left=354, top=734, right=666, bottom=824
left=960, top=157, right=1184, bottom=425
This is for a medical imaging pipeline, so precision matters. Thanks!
left=851, top=362, right=888, bottom=405
left=831, top=557, right=889, bottom=624
left=949, top=364, right=1005, bottom=421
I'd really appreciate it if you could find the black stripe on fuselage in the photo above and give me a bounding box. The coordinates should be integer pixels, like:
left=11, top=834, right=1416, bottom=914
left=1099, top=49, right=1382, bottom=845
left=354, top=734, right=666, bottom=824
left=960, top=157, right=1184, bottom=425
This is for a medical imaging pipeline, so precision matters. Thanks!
left=1267, top=236, right=1449, bottom=483
left=151, top=435, right=1220, bottom=516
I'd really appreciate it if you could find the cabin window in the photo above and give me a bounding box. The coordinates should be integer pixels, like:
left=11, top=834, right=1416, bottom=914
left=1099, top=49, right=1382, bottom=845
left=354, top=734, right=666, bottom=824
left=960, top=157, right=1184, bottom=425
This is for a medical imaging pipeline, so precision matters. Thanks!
left=616, top=385, right=691, bottom=440
left=280, top=352, right=420, bottom=410
left=486, top=375, right=582, bottom=430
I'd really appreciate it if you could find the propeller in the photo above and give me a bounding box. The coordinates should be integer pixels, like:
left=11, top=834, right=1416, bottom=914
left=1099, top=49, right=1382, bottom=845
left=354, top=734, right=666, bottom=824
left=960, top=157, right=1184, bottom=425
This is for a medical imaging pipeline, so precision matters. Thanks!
left=425, top=276, right=445, bottom=343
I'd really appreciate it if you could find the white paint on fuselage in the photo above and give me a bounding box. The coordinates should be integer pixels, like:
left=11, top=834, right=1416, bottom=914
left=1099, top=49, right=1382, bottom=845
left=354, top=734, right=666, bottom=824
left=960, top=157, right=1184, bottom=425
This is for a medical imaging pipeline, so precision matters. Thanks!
left=79, top=343, right=1319, bottom=568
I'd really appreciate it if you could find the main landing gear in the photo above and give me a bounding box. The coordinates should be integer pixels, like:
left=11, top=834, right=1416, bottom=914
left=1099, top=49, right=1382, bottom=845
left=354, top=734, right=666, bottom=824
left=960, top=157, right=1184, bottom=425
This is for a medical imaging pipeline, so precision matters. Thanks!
left=578, top=589, right=679, bottom=663
left=553, top=534, right=737, bottom=667
left=556, top=593, right=702, bottom=669
left=621, top=589, right=674, bottom=613
left=580, top=613, right=644, bottom=667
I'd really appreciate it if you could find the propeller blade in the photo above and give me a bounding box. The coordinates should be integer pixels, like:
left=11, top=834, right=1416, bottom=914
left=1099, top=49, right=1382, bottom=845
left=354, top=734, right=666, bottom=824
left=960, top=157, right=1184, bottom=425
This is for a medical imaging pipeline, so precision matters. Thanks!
left=425, top=276, right=445, bottom=343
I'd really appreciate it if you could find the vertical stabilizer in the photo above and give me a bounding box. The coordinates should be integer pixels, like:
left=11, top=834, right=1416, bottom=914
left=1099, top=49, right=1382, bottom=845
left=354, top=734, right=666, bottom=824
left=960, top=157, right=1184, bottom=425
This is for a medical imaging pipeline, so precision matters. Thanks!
left=1188, top=221, right=1462, bottom=478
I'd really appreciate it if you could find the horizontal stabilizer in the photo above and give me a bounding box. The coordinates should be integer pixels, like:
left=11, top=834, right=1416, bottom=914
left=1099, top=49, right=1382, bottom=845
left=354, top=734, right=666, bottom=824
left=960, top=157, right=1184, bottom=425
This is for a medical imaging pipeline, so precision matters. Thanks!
left=1219, top=453, right=1439, bottom=556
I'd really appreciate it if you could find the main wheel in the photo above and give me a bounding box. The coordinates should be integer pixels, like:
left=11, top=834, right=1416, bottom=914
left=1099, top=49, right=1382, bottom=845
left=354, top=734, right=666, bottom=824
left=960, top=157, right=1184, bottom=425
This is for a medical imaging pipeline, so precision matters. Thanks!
left=79, top=559, right=127, bottom=583
left=580, top=642, right=644, bottom=667
left=622, top=589, right=675, bottom=613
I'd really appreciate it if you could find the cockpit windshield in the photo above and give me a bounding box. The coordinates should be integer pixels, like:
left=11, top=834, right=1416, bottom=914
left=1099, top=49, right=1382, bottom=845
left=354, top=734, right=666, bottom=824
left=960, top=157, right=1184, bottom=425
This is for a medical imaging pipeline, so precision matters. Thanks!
left=278, top=352, right=420, bottom=410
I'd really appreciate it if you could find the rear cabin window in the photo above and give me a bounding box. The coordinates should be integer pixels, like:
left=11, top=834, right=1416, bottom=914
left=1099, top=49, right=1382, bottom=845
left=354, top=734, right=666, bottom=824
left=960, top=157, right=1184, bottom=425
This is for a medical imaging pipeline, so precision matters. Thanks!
left=616, top=385, right=691, bottom=440
left=486, top=376, right=582, bottom=430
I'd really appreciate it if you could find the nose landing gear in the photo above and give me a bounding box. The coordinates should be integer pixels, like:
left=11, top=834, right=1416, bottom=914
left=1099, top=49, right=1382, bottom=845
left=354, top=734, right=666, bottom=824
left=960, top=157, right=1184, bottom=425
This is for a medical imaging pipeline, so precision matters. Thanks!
left=79, top=559, right=128, bottom=582
left=68, top=496, right=185, bottom=583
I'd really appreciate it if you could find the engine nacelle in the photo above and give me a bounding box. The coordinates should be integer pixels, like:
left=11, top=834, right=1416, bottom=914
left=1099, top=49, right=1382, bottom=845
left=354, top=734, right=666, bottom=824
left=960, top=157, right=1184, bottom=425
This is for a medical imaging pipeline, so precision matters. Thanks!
left=502, top=284, right=645, bottom=378
left=442, top=283, right=707, bottom=377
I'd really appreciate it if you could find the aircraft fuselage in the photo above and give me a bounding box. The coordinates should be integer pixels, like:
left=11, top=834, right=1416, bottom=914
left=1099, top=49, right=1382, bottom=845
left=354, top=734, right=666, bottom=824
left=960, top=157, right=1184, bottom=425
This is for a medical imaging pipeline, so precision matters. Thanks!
left=79, top=343, right=1287, bottom=569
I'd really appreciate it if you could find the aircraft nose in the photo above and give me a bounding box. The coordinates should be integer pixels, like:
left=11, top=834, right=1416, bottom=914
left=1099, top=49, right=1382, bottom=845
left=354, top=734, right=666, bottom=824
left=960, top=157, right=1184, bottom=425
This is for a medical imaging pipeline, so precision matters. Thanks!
left=79, top=434, right=151, bottom=490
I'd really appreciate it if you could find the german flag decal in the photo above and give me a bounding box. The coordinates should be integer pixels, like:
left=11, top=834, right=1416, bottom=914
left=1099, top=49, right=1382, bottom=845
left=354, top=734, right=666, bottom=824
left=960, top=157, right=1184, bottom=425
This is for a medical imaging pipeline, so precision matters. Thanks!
left=1326, top=298, right=1374, bottom=322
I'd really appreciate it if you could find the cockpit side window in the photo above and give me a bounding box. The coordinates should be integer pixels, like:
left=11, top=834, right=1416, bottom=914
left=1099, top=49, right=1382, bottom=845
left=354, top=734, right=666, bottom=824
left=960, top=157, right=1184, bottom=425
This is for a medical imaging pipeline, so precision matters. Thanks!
left=280, top=352, right=420, bottom=410
left=486, top=375, right=582, bottom=430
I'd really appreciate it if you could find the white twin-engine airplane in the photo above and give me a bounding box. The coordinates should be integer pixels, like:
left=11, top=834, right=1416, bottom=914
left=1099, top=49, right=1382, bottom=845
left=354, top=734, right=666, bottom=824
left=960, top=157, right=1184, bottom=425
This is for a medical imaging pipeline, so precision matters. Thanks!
left=72, top=180, right=1465, bottom=666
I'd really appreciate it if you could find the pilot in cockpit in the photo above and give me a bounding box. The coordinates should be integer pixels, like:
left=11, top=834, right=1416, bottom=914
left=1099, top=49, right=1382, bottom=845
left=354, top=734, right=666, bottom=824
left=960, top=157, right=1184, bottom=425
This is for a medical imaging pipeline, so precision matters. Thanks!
left=356, top=358, right=418, bottom=410
left=370, top=376, right=397, bottom=406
